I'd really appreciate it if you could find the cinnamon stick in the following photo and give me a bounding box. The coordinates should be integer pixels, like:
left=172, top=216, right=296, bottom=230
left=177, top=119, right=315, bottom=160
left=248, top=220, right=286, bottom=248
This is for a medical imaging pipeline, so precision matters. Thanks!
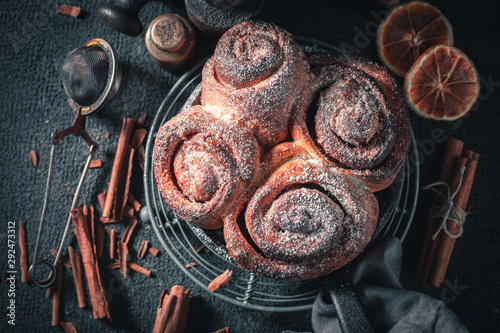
left=96, top=221, right=104, bottom=258
left=60, top=321, right=78, bottom=333
left=68, top=246, right=87, bottom=308
left=110, top=229, right=117, bottom=260
left=47, top=285, right=54, bottom=299
left=71, top=206, right=112, bottom=321
left=130, top=128, right=147, bottom=150
left=18, top=221, right=29, bottom=283
left=57, top=4, right=81, bottom=18
left=195, top=243, right=206, bottom=253
left=49, top=249, right=71, bottom=270
left=149, top=247, right=160, bottom=257
left=153, top=289, right=177, bottom=333
left=118, top=242, right=128, bottom=278
left=128, top=192, right=142, bottom=212
left=212, top=328, right=230, bottom=333
left=137, top=113, right=147, bottom=128
left=52, top=262, right=63, bottom=326
left=428, top=153, right=479, bottom=287
left=97, top=192, right=107, bottom=213
left=89, top=159, right=103, bottom=169
left=153, top=286, right=191, bottom=333
left=127, top=262, right=151, bottom=277
left=28, top=150, right=38, bottom=166
left=137, top=240, right=149, bottom=259
left=137, top=145, right=145, bottom=170
left=106, top=261, right=151, bottom=277
left=417, top=138, right=464, bottom=282
left=120, top=146, right=135, bottom=218
left=121, top=216, right=138, bottom=245
left=123, top=205, right=135, bottom=218
left=208, top=270, right=232, bottom=292
left=102, top=118, right=135, bottom=223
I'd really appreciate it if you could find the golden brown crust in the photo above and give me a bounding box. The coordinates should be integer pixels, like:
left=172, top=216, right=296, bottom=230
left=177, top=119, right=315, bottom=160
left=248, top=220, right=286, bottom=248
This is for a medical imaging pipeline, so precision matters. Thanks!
left=201, top=20, right=311, bottom=148
left=153, top=105, right=260, bottom=229
left=291, top=51, right=411, bottom=192
left=224, top=160, right=378, bottom=280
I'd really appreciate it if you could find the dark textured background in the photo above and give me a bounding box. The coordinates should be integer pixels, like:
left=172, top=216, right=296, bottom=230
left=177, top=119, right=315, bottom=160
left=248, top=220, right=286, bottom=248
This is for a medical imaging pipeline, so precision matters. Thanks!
left=0, top=0, right=499, bottom=332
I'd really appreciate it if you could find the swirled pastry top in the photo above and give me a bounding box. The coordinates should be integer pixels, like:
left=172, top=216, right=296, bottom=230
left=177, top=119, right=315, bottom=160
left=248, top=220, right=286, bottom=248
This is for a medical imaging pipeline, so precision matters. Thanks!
left=201, top=20, right=311, bottom=148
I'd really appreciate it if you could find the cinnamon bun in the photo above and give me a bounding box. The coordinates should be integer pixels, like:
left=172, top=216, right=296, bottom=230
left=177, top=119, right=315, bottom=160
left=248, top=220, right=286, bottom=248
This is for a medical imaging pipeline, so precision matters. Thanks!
left=201, top=20, right=311, bottom=148
left=224, top=154, right=379, bottom=280
left=153, top=106, right=260, bottom=229
left=292, top=52, right=411, bottom=191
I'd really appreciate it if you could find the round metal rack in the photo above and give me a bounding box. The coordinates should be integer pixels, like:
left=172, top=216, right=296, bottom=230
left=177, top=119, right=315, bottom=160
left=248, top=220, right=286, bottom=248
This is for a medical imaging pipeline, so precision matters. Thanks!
left=143, top=38, right=420, bottom=312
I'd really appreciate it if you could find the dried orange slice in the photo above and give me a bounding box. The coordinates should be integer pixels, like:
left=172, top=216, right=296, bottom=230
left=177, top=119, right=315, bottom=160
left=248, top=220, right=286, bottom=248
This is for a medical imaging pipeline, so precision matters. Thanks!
left=404, top=45, right=480, bottom=121
left=377, top=1, right=454, bottom=77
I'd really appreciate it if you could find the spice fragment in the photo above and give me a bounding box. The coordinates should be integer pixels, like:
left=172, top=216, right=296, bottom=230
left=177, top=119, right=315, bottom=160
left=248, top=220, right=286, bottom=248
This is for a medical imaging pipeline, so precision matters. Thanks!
left=19, top=221, right=29, bottom=282
left=89, top=159, right=103, bottom=168
left=57, top=5, right=81, bottom=18
left=28, top=150, right=38, bottom=166
left=208, top=269, right=232, bottom=292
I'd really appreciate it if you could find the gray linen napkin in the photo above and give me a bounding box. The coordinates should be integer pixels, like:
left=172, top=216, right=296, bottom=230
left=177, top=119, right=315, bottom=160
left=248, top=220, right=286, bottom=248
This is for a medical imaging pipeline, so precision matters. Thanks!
left=310, top=237, right=469, bottom=333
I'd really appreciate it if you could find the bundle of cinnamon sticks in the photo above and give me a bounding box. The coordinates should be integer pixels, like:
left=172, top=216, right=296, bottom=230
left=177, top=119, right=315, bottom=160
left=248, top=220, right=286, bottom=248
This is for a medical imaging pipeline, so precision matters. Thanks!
left=101, top=115, right=147, bottom=223
left=417, top=137, right=479, bottom=287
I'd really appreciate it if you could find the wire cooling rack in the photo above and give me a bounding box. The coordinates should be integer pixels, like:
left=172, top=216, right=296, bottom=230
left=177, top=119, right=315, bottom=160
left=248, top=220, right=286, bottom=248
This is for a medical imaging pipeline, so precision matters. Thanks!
left=143, top=38, right=420, bottom=312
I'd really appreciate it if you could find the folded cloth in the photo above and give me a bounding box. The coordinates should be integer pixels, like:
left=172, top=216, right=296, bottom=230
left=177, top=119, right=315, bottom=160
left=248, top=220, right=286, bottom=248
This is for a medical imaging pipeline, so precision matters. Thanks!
left=311, top=237, right=469, bottom=333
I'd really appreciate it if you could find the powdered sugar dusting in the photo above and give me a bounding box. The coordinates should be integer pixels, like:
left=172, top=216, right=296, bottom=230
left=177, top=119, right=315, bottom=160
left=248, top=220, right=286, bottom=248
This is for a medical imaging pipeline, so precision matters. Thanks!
left=201, top=20, right=311, bottom=148
left=314, top=64, right=396, bottom=169
left=226, top=161, right=378, bottom=280
left=153, top=105, right=260, bottom=229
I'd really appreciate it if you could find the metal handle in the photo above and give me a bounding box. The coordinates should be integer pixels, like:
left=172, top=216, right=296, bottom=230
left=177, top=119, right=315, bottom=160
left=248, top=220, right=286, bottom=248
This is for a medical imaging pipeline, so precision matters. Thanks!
left=29, top=129, right=98, bottom=288
left=322, top=266, right=375, bottom=333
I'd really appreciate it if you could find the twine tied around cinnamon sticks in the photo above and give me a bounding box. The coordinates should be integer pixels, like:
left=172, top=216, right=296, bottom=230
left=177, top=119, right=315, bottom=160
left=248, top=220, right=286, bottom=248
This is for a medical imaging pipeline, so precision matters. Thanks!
left=416, top=137, right=479, bottom=288
left=422, top=165, right=468, bottom=240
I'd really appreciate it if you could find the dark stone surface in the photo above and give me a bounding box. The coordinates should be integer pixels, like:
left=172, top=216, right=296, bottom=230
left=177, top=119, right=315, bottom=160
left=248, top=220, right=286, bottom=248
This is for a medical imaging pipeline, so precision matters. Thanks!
left=0, top=0, right=499, bottom=332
